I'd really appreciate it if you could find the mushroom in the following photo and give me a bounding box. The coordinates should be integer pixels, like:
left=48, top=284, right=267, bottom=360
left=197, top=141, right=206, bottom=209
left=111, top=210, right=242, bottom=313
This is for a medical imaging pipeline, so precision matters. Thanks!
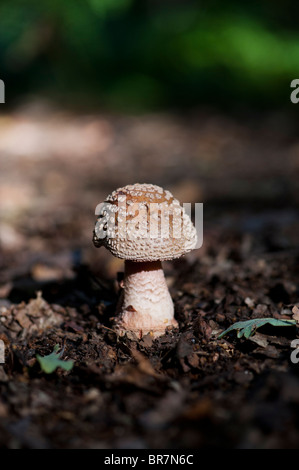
left=93, top=183, right=197, bottom=338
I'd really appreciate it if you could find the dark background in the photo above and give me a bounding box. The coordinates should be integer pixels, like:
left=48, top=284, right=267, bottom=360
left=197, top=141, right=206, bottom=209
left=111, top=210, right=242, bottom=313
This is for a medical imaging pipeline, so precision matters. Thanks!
left=1, top=0, right=299, bottom=110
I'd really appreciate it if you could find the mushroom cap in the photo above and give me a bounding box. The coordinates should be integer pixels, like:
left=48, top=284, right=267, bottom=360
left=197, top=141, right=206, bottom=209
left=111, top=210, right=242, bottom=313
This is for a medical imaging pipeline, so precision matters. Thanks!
left=93, top=183, right=197, bottom=262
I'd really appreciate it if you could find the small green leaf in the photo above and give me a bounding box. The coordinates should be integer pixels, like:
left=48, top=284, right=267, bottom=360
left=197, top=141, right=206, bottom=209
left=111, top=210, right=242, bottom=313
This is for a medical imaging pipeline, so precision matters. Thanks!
left=36, top=345, right=74, bottom=374
left=218, top=318, right=296, bottom=340
left=243, top=324, right=255, bottom=339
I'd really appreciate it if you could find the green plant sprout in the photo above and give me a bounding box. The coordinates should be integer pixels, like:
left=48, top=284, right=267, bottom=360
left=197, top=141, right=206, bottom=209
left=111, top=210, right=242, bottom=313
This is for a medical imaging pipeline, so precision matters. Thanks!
left=218, top=318, right=296, bottom=340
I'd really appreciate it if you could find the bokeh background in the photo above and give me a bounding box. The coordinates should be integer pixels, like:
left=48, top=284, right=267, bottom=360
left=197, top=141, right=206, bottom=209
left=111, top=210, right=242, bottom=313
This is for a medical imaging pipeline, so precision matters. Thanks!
left=1, top=0, right=299, bottom=450
left=1, top=0, right=298, bottom=286
left=2, top=0, right=299, bottom=110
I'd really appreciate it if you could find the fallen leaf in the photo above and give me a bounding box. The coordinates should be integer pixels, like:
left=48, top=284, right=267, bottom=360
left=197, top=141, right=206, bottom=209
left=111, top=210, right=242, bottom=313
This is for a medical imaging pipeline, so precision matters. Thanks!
left=36, top=345, right=74, bottom=374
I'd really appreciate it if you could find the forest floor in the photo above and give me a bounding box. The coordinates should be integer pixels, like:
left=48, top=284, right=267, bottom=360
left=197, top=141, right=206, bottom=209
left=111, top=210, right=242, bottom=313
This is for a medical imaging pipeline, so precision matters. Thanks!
left=0, top=101, right=299, bottom=448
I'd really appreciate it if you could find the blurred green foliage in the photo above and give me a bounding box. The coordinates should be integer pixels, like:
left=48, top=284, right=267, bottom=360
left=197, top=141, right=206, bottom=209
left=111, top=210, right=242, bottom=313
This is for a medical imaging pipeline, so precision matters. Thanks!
left=0, top=0, right=299, bottom=110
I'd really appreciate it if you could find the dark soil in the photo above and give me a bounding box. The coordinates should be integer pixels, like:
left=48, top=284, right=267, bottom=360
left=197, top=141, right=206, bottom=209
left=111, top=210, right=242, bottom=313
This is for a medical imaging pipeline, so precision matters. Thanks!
left=0, top=104, right=299, bottom=449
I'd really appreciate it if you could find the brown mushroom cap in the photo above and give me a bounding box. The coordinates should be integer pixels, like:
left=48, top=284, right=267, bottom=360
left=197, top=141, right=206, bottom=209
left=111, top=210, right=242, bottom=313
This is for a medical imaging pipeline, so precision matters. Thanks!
left=93, top=183, right=197, bottom=262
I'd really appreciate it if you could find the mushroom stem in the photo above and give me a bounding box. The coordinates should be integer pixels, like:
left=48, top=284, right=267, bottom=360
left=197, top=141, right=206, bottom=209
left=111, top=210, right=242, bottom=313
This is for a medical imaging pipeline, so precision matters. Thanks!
left=115, top=260, right=178, bottom=337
